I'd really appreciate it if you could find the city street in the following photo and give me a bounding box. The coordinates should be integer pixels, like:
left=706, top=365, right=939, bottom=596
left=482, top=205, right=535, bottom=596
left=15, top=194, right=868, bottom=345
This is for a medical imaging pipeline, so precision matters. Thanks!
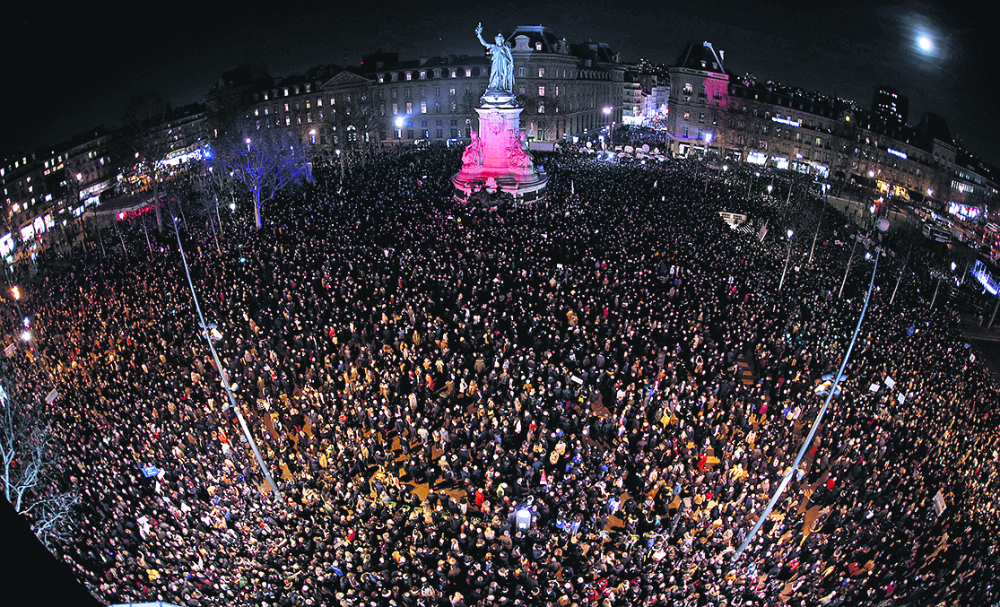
left=825, top=195, right=911, bottom=231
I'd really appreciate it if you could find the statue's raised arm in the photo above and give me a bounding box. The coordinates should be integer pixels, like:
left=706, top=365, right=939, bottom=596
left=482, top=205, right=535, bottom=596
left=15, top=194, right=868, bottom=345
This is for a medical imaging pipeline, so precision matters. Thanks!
left=475, top=22, right=514, bottom=94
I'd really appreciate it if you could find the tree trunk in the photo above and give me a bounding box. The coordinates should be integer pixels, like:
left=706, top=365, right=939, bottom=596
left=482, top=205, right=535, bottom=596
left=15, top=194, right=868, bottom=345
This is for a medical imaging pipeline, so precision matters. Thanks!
left=254, top=188, right=263, bottom=230
left=153, top=177, right=163, bottom=232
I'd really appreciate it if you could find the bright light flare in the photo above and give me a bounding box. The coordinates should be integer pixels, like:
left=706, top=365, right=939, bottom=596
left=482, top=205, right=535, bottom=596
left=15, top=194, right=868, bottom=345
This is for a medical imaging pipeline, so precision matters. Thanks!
left=918, top=36, right=933, bottom=52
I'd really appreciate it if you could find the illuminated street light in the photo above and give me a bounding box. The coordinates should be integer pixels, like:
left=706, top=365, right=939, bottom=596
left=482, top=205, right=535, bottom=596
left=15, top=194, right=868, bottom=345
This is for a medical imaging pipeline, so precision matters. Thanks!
left=20, top=330, right=30, bottom=342
left=11, top=286, right=19, bottom=300
left=395, top=117, right=405, bottom=128
left=778, top=229, right=794, bottom=292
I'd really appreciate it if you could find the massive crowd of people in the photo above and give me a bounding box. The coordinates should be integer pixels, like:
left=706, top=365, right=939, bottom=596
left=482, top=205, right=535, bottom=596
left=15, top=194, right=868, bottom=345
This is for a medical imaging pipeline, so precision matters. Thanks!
left=5, top=145, right=1000, bottom=607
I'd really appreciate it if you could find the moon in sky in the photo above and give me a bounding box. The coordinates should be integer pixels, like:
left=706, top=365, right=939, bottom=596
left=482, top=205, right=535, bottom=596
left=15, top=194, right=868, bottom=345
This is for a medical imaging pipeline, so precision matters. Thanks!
left=918, top=36, right=933, bottom=52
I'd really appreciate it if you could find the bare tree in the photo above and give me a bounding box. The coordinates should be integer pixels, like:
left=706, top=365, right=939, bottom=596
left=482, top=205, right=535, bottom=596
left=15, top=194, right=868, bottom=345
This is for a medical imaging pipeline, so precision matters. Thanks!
left=201, top=158, right=237, bottom=232
left=184, top=163, right=224, bottom=253
left=218, top=120, right=311, bottom=229
left=121, top=95, right=173, bottom=232
left=0, top=381, right=76, bottom=549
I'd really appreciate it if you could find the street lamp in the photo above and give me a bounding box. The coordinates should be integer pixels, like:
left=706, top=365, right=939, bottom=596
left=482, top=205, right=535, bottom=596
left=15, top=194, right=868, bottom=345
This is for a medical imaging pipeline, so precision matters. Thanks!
left=929, top=267, right=949, bottom=310
left=171, top=218, right=283, bottom=502
left=778, top=229, right=794, bottom=291
left=113, top=212, right=128, bottom=253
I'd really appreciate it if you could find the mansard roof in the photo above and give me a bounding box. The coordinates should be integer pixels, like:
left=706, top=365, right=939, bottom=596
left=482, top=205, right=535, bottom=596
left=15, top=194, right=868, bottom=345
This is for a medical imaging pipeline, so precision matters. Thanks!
left=507, top=25, right=562, bottom=53
left=674, top=42, right=727, bottom=75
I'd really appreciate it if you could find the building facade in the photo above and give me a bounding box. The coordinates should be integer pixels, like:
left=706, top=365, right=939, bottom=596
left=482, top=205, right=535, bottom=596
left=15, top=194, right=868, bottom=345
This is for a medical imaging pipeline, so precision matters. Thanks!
left=656, top=41, right=997, bottom=209
left=0, top=104, right=208, bottom=260
left=226, top=25, right=626, bottom=154
left=664, top=42, right=729, bottom=157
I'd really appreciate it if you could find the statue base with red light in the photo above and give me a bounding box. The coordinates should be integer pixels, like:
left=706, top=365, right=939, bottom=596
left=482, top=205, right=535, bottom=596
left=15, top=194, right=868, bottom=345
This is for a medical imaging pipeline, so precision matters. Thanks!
left=452, top=90, right=548, bottom=203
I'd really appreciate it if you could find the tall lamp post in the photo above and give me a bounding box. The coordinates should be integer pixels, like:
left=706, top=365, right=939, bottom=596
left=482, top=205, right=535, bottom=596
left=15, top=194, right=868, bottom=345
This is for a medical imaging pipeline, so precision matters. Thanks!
left=929, top=266, right=950, bottom=311
left=172, top=218, right=283, bottom=502
left=778, top=229, right=794, bottom=291
left=838, top=234, right=864, bottom=298
left=889, top=244, right=912, bottom=306
left=748, top=171, right=760, bottom=199
left=808, top=190, right=826, bottom=265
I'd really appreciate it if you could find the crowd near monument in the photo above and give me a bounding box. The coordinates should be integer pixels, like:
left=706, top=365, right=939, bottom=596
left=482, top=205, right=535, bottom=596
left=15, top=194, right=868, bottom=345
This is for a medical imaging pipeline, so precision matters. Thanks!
left=452, top=23, right=548, bottom=202
left=1, top=26, right=998, bottom=607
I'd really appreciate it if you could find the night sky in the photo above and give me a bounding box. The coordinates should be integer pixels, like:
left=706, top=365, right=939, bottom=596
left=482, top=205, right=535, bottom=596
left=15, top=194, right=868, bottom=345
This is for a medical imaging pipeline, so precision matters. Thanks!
left=3, top=0, right=997, bottom=164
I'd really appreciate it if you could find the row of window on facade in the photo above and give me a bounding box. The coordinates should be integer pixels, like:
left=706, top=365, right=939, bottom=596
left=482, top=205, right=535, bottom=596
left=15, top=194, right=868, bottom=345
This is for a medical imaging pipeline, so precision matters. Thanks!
left=258, top=83, right=315, bottom=102
left=375, top=66, right=576, bottom=84
left=380, top=68, right=478, bottom=83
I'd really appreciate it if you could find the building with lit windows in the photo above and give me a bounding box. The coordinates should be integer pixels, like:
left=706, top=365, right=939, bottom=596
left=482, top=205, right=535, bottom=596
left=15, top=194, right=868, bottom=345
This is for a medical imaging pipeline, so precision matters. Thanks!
left=223, top=25, right=626, bottom=152
left=722, top=74, right=998, bottom=207
left=1, top=126, right=120, bottom=255
left=660, top=41, right=998, bottom=210
left=0, top=104, right=208, bottom=260
left=664, top=42, right=729, bottom=156
left=872, top=85, right=908, bottom=125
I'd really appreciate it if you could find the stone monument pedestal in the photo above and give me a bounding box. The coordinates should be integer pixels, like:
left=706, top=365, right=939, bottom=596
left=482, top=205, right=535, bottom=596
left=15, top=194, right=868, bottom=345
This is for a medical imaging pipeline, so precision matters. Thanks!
left=452, top=90, right=547, bottom=202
